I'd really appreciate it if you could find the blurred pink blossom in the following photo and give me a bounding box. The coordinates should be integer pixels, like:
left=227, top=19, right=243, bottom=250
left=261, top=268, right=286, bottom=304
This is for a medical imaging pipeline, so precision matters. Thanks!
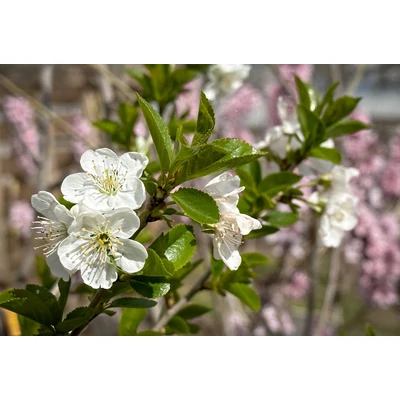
left=284, top=271, right=309, bottom=299
left=175, top=78, right=202, bottom=120
left=381, top=162, right=400, bottom=196
left=8, top=200, right=34, bottom=239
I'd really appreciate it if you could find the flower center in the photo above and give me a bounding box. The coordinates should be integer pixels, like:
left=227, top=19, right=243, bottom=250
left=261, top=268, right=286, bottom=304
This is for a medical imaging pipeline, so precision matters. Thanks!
left=77, top=221, right=123, bottom=266
left=32, top=217, right=68, bottom=257
left=89, top=158, right=127, bottom=196
left=215, top=217, right=243, bottom=247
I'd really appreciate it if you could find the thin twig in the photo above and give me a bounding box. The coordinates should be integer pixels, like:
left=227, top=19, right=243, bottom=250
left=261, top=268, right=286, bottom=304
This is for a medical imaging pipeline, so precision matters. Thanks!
left=346, top=64, right=367, bottom=96
left=90, top=64, right=137, bottom=103
left=152, top=267, right=211, bottom=332
left=314, top=246, right=341, bottom=336
left=303, top=215, right=320, bottom=335
left=0, top=73, right=94, bottom=147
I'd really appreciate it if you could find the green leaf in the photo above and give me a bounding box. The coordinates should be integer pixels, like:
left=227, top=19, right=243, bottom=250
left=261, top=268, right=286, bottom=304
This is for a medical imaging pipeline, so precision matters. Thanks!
left=295, top=76, right=311, bottom=109
left=326, top=119, right=371, bottom=138
left=175, top=139, right=264, bottom=185
left=176, top=305, right=212, bottom=320
left=309, top=147, right=342, bottom=164
left=55, top=307, right=94, bottom=333
left=58, top=278, right=71, bottom=314
left=118, top=308, right=146, bottom=336
left=137, top=93, right=173, bottom=173
left=35, top=256, right=56, bottom=289
left=365, top=323, right=377, bottom=336
left=18, top=315, right=40, bottom=336
left=137, top=330, right=164, bottom=336
left=192, top=92, right=215, bottom=146
left=226, top=283, right=261, bottom=311
left=93, top=120, right=120, bottom=135
left=245, top=225, right=279, bottom=239
left=130, top=276, right=170, bottom=299
left=322, top=96, right=361, bottom=127
left=171, top=188, right=220, bottom=225
left=140, top=248, right=174, bottom=276
left=107, top=297, right=157, bottom=309
left=211, top=256, right=225, bottom=279
left=241, top=253, right=269, bottom=267
left=118, top=103, right=137, bottom=126
left=264, top=211, right=299, bottom=227
left=167, top=316, right=190, bottom=334
left=297, top=105, right=325, bottom=148
left=314, top=82, right=339, bottom=116
left=259, top=171, right=302, bottom=197
left=150, top=224, right=197, bottom=271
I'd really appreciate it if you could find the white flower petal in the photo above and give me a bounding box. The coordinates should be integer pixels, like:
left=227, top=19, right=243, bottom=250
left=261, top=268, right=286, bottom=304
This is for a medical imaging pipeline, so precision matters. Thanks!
left=115, top=239, right=147, bottom=273
left=58, top=235, right=88, bottom=272
left=61, top=172, right=90, bottom=204
left=319, top=216, right=344, bottom=248
left=118, top=178, right=146, bottom=209
left=119, top=152, right=149, bottom=177
left=215, top=236, right=242, bottom=270
left=235, top=214, right=262, bottom=235
left=104, top=208, right=140, bottom=238
left=46, top=251, right=71, bottom=281
left=31, top=191, right=60, bottom=220
left=80, top=148, right=119, bottom=175
left=54, top=205, right=74, bottom=228
left=80, top=262, right=118, bottom=289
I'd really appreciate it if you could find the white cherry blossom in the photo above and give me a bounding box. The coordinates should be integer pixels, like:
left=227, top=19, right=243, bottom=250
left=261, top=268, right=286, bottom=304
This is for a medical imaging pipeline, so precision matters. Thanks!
left=204, top=64, right=251, bottom=101
left=203, top=172, right=262, bottom=270
left=31, top=191, right=76, bottom=281
left=58, top=207, right=147, bottom=289
left=61, top=148, right=148, bottom=212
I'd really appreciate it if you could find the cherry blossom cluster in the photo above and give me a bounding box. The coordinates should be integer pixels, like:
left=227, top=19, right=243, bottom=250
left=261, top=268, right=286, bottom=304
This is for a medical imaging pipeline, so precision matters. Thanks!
left=31, top=148, right=149, bottom=289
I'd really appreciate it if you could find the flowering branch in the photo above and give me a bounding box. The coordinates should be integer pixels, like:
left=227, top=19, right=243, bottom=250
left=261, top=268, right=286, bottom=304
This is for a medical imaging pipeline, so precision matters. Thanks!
left=151, top=267, right=211, bottom=332
left=314, top=246, right=341, bottom=336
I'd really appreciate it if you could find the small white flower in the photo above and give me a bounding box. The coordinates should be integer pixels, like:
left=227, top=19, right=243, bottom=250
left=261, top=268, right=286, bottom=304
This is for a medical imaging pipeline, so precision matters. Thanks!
left=311, top=166, right=360, bottom=248
left=203, top=172, right=262, bottom=270
left=58, top=207, right=147, bottom=289
left=213, top=212, right=262, bottom=270
left=61, top=148, right=148, bottom=212
left=203, top=171, right=244, bottom=213
left=319, top=192, right=359, bottom=247
left=255, top=97, right=303, bottom=158
left=204, top=64, right=251, bottom=101
left=31, top=191, right=75, bottom=281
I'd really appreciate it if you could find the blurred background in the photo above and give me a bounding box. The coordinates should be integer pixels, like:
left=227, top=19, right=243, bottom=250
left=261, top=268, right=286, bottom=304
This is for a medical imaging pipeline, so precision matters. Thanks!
left=1, top=64, right=399, bottom=335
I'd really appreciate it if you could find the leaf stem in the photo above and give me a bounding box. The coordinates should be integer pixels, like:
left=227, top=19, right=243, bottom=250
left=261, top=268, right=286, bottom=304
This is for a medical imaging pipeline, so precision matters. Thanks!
left=151, top=267, right=211, bottom=332
left=70, top=288, right=107, bottom=336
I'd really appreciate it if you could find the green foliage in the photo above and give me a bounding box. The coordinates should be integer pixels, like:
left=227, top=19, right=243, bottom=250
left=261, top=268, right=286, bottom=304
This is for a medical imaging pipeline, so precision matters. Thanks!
left=309, top=147, right=342, bottom=164
left=245, top=225, right=279, bottom=239
left=175, top=138, right=264, bottom=185
left=176, top=304, right=212, bottom=320
left=191, top=92, right=215, bottom=146
left=0, top=285, right=62, bottom=328
left=93, top=103, right=138, bottom=148
left=166, top=315, right=190, bottom=334
left=58, top=278, right=71, bottom=314
left=55, top=307, right=94, bottom=333
left=297, top=105, right=325, bottom=150
left=326, top=119, right=371, bottom=138
left=118, top=308, right=147, bottom=336
left=263, top=211, right=299, bottom=227
left=322, top=96, right=361, bottom=127
left=241, top=253, right=269, bottom=267
left=137, top=93, right=173, bottom=174
left=150, top=224, right=197, bottom=271
left=259, top=172, right=302, bottom=197
left=171, top=188, right=220, bottom=225
left=130, top=276, right=170, bottom=299
left=140, top=248, right=174, bottom=276
left=107, top=297, right=157, bottom=309
left=226, top=283, right=261, bottom=311
left=18, top=315, right=40, bottom=336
